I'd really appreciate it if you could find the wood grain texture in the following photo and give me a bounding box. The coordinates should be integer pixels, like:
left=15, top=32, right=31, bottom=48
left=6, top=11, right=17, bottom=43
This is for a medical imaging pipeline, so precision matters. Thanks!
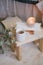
left=16, top=46, right=22, bottom=60
left=39, top=38, right=43, bottom=52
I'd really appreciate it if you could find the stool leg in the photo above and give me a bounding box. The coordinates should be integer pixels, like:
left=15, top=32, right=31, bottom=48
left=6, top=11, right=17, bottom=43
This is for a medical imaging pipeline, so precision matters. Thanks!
left=16, top=46, right=22, bottom=60
left=39, top=38, right=43, bottom=52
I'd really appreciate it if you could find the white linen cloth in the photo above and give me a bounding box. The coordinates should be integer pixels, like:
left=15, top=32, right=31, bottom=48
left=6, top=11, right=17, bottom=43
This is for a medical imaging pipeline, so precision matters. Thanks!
left=16, top=22, right=41, bottom=32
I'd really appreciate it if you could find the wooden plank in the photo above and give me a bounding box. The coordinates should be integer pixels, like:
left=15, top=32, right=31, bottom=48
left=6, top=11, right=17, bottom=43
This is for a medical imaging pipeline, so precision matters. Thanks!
left=16, top=46, right=22, bottom=60
left=39, top=38, right=43, bottom=52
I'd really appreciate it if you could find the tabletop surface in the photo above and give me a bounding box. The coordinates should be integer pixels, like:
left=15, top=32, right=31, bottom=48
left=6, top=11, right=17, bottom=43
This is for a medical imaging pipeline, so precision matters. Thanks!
left=16, top=22, right=43, bottom=46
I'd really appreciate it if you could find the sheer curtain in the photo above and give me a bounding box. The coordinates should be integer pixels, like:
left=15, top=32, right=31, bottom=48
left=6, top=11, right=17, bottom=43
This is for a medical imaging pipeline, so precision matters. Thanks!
left=0, top=0, right=42, bottom=21
left=0, top=0, right=14, bottom=18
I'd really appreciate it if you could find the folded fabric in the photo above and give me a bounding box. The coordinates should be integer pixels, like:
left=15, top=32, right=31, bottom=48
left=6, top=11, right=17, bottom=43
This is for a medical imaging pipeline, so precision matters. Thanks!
left=1, top=16, right=22, bottom=29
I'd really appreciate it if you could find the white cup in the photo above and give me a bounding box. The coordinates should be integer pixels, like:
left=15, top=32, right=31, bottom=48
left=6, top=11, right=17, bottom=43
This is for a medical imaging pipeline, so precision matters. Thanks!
left=16, top=31, right=27, bottom=41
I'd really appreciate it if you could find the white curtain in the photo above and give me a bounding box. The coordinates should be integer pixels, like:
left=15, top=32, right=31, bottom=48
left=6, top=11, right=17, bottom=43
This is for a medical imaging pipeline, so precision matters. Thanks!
left=0, top=0, right=33, bottom=20
left=0, top=0, right=14, bottom=18
left=0, top=0, right=42, bottom=21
